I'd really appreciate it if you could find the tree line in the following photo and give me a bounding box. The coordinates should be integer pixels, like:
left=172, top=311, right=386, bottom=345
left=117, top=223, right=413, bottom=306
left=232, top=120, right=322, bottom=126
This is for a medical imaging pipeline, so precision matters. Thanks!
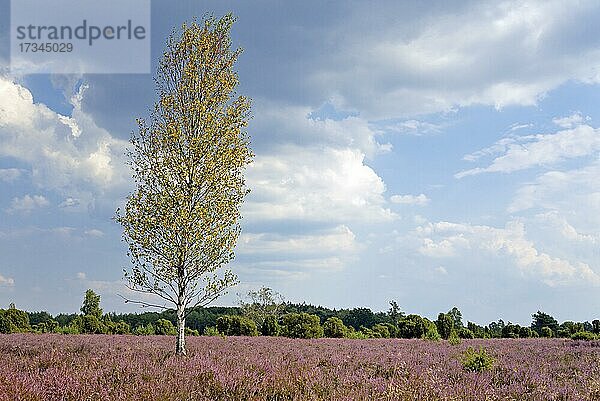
left=1, top=288, right=598, bottom=341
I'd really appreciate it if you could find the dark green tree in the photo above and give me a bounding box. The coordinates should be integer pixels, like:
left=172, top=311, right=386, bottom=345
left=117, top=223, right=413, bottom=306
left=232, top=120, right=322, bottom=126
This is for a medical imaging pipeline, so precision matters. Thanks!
left=155, top=318, right=177, bottom=335
left=436, top=313, right=454, bottom=340
left=216, top=315, right=258, bottom=336
left=448, top=307, right=464, bottom=329
left=0, top=307, right=31, bottom=333
left=397, top=314, right=428, bottom=338
left=323, top=317, right=347, bottom=338
left=261, top=314, right=280, bottom=336
left=387, top=301, right=404, bottom=325
left=592, top=319, right=600, bottom=334
left=281, top=313, right=323, bottom=339
left=81, top=289, right=103, bottom=319
left=531, top=311, right=559, bottom=335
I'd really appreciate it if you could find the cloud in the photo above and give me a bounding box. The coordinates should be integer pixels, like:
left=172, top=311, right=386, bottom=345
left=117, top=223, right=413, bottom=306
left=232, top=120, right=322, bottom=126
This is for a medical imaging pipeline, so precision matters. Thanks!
left=552, top=112, right=590, bottom=129
left=390, top=193, right=430, bottom=206
left=0, top=274, right=15, bottom=287
left=435, top=266, right=448, bottom=275
left=84, top=229, right=104, bottom=238
left=244, top=145, right=396, bottom=224
left=6, top=194, right=49, bottom=214
left=59, top=197, right=80, bottom=208
left=456, top=124, right=600, bottom=177
left=415, top=220, right=600, bottom=286
left=508, top=158, right=600, bottom=236
left=302, top=1, right=600, bottom=119
left=373, top=119, right=443, bottom=136
left=534, top=212, right=598, bottom=244
left=0, top=168, right=26, bottom=183
left=251, top=101, right=390, bottom=157
left=240, top=225, right=356, bottom=255
left=0, top=77, right=130, bottom=200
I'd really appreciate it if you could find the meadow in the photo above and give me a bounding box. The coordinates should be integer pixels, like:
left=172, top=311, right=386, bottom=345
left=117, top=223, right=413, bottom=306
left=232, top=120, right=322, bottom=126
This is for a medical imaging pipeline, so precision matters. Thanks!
left=1, top=334, right=599, bottom=400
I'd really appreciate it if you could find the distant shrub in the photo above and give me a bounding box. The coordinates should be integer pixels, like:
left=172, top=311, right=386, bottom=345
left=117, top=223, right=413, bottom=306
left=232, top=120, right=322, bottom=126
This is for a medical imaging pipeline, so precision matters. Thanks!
left=397, top=315, right=427, bottom=339
left=33, top=319, right=59, bottom=334
left=107, top=321, right=131, bottom=335
left=461, top=347, right=495, bottom=372
left=436, top=313, right=454, bottom=340
left=203, top=326, right=221, bottom=336
left=458, top=328, right=475, bottom=339
left=154, top=319, right=176, bottom=336
left=541, top=327, right=553, bottom=338
left=261, top=315, right=280, bottom=336
left=423, top=320, right=441, bottom=341
left=571, top=331, right=597, bottom=341
left=185, top=327, right=199, bottom=336
left=58, top=325, right=80, bottom=335
left=216, top=315, right=258, bottom=336
left=323, top=317, right=347, bottom=338
left=372, top=324, right=391, bottom=339
left=0, top=307, right=31, bottom=333
left=80, top=315, right=107, bottom=334
left=448, top=332, right=461, bottom=346
left=344, top=327, right=369, bottom=339
left=281, top=313, right=323, bottom=339
left=133, top=323, right=155, bottom=336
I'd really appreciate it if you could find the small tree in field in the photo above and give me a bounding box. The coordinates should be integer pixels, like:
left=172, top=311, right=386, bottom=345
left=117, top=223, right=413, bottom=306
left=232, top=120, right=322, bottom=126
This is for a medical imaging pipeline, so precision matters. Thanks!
left=116, top=14, right=253, bottom=355
left=81, top=289, right=103, bottom=319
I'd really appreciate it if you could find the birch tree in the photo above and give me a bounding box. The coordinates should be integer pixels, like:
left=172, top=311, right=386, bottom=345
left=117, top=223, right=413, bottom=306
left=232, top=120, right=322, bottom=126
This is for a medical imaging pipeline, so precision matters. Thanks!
left=116, top=14, right=253, bottom=355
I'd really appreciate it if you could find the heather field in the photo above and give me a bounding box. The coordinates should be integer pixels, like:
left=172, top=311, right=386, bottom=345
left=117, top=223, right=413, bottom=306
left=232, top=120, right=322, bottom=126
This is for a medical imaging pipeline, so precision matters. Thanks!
left=1, top=335, right=599, bottom=400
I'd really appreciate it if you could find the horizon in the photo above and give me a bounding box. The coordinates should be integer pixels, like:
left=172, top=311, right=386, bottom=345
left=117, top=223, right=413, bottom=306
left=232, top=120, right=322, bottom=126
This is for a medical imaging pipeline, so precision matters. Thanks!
left=1, top=1, right=600, bottom=326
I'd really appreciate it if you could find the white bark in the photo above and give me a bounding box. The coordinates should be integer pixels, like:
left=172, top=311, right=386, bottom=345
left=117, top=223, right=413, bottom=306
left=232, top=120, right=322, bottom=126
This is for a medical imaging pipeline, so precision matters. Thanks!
left=176, top=303, right=186, bottom=355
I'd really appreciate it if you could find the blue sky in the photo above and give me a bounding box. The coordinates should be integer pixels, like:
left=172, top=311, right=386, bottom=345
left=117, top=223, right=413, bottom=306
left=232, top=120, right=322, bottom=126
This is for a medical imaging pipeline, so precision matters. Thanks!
left=1, top=0, right=600, bottom=325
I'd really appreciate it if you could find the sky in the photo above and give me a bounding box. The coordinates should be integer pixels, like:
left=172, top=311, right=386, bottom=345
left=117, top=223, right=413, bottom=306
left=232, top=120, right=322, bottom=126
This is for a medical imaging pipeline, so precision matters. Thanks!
left=1, top=0, right=600, bottom=325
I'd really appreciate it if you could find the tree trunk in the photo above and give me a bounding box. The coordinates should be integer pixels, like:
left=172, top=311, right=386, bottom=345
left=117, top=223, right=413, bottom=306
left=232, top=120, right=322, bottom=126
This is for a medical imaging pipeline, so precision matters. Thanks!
left=176, top=304, right=186, bottom=356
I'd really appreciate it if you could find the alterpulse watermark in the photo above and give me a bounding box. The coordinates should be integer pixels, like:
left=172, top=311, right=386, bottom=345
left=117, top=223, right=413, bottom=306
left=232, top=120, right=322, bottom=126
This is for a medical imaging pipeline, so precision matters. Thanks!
left=10, top=0, right=151, bottom=74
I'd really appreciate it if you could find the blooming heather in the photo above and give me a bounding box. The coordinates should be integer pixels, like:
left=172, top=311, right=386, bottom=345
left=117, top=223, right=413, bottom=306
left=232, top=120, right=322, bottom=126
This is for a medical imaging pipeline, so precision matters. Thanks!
left=0, top=334, right=599, bottom=400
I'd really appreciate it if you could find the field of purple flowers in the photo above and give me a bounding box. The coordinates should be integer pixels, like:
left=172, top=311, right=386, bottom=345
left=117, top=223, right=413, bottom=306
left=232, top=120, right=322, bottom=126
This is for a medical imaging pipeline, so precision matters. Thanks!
left=1, top=334, right=599, bottom=400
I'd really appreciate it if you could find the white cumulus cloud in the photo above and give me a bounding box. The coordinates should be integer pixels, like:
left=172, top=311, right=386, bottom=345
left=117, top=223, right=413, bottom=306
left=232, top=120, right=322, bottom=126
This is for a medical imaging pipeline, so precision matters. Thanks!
left=6, top=194, right=49, bottom=214
left=390, top=193, right=430, bottom=206
left=457, top=124, right=600, bottom=177
left=0, top=274, right=15, bottom=287
left=415, top=220, right=600, bottom=286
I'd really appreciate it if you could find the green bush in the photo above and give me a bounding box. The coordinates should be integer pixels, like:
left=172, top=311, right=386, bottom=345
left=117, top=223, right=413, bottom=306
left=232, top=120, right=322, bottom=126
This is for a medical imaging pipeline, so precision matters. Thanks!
left=185, top=327, right=200, bottom=336
left=261, top=315, right=280, bottom=336
left=76, top=315, right=107, bottom=334
left=436, top=313, right=454, bottom=340
left=154, top=319, right=176, bottom=335
left=571, top=331, right=597, bottom=341
left=57, top=325, right=80, bottom=335
left=216, top=315, right=258, bottom=336
left=280, top=313, right=323, bottom=339
left=107, top=321, right=131, bottom=335
left=0, top=307, right=31, bottom=333
left=372, top=324, right=391, bottom=338
left=448, top=332, right=461, bottom=346
left=323, top=317, right=347, bottom=338
left=343, top=326, right=369, bottom=339
left=203, top=326, right=221, bottom=336
left=133, top=323, right=155, bottom=335
left=397, top=315, right=427, bottom=339
left=461, top=347, right=495, bottom=372
left=458, top=327, right=475, bottom=339
left=423, top=319, right=441, bottom=341
left=540, top=326, right=553, bottom=338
